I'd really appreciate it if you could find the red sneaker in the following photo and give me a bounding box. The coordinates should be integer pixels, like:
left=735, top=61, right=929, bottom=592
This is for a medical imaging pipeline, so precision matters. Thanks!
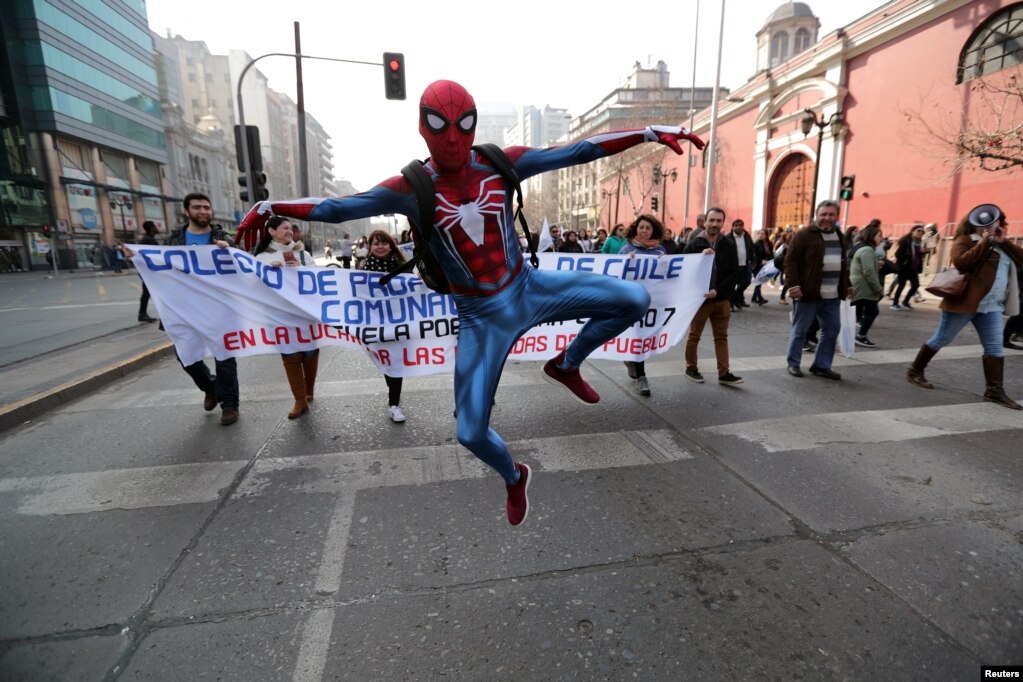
left=542, top=351, right=600, bottom=404
left=506, top=462, right=531, bottom=526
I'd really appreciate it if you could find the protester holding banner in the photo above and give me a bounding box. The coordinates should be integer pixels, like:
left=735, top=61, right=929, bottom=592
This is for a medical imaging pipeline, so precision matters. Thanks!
left=683, top=208, right=744, bottom=386
left=360, top=229, right=409, bottom=423
left=254, top=216, right=319, bottom=420
left=166, top=192, right=240, bottom=426
left=619, top=215, right=666, bottom=396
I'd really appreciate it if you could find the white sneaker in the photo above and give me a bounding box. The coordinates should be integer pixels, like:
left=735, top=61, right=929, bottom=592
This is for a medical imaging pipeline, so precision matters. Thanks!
left=388, top=405, right=406, bottom=423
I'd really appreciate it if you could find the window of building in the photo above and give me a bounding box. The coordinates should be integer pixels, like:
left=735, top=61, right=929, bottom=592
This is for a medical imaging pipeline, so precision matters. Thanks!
left=770, top=31, right=789, bottom=67
left=188, top=72, right=196, bottom=82
left=101, top=151, right=129, bottom=186
left=958, top=3, right=1023, bottom=83
left=794, top=28, right=812, bottom=54
left=56, top=139, right=91, bottom=177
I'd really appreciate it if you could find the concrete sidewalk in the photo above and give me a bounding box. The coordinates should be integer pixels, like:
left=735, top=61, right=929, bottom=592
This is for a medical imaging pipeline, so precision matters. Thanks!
left=0, top=322, right=174, bottom=433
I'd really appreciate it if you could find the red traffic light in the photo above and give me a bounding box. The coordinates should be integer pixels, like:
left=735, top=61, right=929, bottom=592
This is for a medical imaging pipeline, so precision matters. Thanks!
left=383, top=52, right=406, bottom=100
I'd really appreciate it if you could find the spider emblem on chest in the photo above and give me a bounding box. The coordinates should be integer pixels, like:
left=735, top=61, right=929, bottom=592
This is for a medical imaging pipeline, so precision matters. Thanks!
left=434, top=175, right=506, bottom=247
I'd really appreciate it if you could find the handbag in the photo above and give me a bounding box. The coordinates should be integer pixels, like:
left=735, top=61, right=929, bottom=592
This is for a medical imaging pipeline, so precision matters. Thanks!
left=925, top=267, right=968, bottom=299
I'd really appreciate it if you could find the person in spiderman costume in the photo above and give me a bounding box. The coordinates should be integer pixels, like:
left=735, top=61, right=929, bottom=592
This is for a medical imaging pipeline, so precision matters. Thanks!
left=238, top=80, right=704, bottom=526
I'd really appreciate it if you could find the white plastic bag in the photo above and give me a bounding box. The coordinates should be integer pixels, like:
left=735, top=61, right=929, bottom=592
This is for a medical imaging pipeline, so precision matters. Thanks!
left=838, top=300, right=856, bottom=358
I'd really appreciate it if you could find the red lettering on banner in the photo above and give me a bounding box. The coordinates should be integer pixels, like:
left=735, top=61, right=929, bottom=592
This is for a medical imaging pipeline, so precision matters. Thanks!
left=555, top=333, right=577, bottom=351
left=374, top=349, right=391, bottom=367
left=403, top=346, right=445, bottom=366
left=511, top=335, right=549, bottom=355
left=603, top=333, right=670, bottom=355
left=274, top=327, right=290, bottom=344
left=260, top=328, right=277, bottom=346
left=295, top=326, right=312, bottom=343
left=224, top=331, right=241, bottom=351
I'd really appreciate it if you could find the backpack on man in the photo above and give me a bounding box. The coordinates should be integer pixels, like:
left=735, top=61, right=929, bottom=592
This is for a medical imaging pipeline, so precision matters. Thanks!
left=379, top=144, right=539, bottom=293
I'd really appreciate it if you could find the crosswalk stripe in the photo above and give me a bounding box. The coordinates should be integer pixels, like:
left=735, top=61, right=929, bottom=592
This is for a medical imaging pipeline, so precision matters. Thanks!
left=0, top=430, right=692, bottom=516
left=68, top=345, right=1020, bottom=411
left=700, top=402, right=1023, bottom=453
left=0, top=462, right=241, bottom=515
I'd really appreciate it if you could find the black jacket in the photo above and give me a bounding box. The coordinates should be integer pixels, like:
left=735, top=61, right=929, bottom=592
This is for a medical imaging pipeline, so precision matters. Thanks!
left=684, top=232, right=740, bottom=302
left=727, top=231, right=755, bottom=267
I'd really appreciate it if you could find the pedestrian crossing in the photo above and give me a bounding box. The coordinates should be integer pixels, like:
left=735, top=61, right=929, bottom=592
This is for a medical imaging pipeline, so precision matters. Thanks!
left=0, top=429, right=693, bottom=516
left=700, top=402, right=1023, bottom=453
left=64, top=344, right=1022, bottom=411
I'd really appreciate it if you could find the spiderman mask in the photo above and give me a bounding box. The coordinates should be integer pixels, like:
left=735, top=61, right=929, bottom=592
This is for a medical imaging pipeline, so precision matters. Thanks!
left=420, top=80, right=477, bottom=174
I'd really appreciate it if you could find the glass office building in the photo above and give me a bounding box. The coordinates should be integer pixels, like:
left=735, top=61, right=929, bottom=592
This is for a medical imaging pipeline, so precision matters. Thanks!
left=0, top=0, right=168, bottom=270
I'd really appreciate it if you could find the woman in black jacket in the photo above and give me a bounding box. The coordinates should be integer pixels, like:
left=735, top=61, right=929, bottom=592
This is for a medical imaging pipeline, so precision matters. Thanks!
left=360, top=230, right=409, bottom=423
left=891, top=225, right=927, bottom=310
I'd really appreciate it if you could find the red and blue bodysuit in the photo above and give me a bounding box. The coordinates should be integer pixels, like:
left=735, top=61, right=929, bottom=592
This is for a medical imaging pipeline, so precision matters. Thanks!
left=239, top=80, right=704, bottom=525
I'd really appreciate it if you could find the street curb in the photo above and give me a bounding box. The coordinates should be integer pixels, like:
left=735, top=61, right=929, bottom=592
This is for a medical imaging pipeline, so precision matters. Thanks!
left=0, top=341, right=176, bottom=434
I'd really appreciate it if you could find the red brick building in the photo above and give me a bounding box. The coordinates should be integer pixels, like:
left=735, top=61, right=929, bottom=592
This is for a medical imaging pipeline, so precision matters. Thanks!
left=613, top=0, right=1023, bottom=239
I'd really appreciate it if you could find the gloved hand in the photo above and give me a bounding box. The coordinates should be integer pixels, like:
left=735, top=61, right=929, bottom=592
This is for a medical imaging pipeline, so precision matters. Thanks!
left=648, top=125, right=706, bottom=154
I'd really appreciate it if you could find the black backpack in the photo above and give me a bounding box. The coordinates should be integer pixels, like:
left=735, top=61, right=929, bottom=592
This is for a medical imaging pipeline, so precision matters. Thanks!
left=379, top=144, right=539, bottom=293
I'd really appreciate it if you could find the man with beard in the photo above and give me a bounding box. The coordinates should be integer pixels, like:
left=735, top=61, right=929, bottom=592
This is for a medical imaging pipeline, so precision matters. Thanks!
left=682, top=207, right=743, bottom=386
left=166, top=192, right=240, bottom=425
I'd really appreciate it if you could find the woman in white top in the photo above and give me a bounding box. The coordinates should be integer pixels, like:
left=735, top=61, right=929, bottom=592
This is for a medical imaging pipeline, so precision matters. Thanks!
left=254, top=216, right=319, bottom=419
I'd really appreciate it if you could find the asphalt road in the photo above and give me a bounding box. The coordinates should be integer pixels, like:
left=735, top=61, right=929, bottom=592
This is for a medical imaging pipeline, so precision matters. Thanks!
left=0, top=285, right=1020, bottom=681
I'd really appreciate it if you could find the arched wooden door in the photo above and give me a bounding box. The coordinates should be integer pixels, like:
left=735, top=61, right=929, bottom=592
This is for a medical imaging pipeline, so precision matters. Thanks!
left=767, top=154, right=814, bottom=229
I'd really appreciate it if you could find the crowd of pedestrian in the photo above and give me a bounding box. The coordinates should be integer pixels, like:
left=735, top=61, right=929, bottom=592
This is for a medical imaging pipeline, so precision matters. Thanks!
left=125, top=191, right=1023, bottom=437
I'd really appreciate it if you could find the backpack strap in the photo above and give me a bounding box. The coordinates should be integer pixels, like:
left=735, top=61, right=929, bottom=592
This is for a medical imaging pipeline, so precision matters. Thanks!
left=380, top=160, right=434, bottom=285
left=472, top=143, right=539, bottom=269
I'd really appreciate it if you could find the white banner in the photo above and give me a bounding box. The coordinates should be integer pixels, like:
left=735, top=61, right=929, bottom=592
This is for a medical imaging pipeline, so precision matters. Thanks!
left=131, top=246, right=713, bottom=377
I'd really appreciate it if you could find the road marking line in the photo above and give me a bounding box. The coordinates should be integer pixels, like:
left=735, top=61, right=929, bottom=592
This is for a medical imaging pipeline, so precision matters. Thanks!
left=292, top=608, right=335, bottom=682
left=0, top=430, right=693, bottom=516
left=237, top=430, right=693, bottom=498
left=65, top=345, right=1020, bottom=411
left=0, top=462, right=241, bottom=515
left=700, top=402, right=1023, bottom=453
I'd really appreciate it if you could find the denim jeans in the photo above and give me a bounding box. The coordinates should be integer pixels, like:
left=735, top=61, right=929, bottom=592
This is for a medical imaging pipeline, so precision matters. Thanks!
left=786, top=298, right=841, bottom=369
left=926, top=310, right=1004, bottom=358
left=854, top=299, right=880, bottom=337
left=178, top=354, right=239, bottom=410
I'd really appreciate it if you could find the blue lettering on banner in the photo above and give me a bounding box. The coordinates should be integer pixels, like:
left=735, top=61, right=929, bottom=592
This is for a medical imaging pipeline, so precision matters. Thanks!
left=320, top=293, right=458, bottom=325
left=234, top=253, right=255, bottom=273
left=139, top=248, right=171, bottom=271
left=211, top=250, right=236, bottom=274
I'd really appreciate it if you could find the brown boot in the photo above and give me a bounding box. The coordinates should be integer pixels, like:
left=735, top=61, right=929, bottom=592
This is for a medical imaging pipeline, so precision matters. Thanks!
left=982, top=355, right=1022, bottom=410
left=302, top=351, right=319, bottom=402
left=907, top=344, right=937, bottom=389
left=282, top=355, right=309, bottom=419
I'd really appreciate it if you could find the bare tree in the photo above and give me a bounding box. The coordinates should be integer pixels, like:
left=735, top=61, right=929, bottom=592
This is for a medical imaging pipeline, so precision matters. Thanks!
left=902, top=74, right=1022, bottom=174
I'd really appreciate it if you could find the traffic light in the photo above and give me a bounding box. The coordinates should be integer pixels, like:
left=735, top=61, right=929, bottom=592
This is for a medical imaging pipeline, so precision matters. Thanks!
left=651, top=195, right=659, bottom=212
left=840, top=175, right=856, bottom=201
left=40, top=225, right=51, bottom=237
left=252, top=171, right=268, bottom=201
left=239, top=172, right=269, bottom=204
left=233, top=125, right=264, bottom=171
left=383, top=52, right=406, bottom=100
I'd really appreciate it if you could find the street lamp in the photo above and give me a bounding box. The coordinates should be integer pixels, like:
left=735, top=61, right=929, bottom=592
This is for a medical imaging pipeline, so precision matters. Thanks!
left=601, top=188, right=616, bottom=229
left=801, top=108, right=844, bottom=222
left=653, top=166, right=678, bottom=226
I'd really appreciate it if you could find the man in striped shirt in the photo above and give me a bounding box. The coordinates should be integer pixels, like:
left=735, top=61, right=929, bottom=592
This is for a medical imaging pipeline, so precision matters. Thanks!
left=782, top=200, right=852, bottom=379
